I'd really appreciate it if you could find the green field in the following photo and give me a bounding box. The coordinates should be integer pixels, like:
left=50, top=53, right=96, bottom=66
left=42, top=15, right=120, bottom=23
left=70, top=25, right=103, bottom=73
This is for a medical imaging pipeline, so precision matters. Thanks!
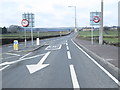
left=1, top=31, right=70, bottom=39
left=79, top=30, right=119, bottom=43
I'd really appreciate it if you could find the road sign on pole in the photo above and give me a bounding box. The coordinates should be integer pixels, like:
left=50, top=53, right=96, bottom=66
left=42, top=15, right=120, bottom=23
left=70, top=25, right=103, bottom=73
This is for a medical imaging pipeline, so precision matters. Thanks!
left=22, top=13, right=35, bottom=46
left=21, top=19, right=29, bottom=47
left=90, top=12, right=101, bottom=45
left=21, top=19, right=29, bottom=27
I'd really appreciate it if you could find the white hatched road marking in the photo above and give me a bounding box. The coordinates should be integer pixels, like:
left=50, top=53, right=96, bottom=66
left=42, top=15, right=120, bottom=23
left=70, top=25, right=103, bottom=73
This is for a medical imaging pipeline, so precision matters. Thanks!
left=19, top=52, right=32, bottom=59
left=0, top=65, right=10, bottom=71
left=6, top=53, right=20, bottom=56
left=0, top=53, right=45, bottom=67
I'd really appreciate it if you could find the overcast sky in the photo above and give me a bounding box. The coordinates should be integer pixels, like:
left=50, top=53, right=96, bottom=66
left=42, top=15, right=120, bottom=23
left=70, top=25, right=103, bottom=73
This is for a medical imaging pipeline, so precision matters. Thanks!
left=0, top=0, right=119, bottom=28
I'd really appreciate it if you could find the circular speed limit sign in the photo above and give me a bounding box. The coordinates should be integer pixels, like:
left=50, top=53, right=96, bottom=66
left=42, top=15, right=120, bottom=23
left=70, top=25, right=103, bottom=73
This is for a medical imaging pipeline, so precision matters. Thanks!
left=21, top=19, right=29, bottom=27
left=93, top=16, right=100, bottom=23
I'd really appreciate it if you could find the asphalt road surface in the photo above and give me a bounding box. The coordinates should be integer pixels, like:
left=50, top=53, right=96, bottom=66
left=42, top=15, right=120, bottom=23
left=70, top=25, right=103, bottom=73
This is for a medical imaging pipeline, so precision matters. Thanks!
left=1, top=33, right=119, bottom=89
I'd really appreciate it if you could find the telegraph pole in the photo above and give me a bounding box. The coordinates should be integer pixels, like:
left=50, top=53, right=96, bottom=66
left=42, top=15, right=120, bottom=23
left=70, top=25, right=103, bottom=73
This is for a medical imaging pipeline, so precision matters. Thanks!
left=99, top=0, right=103, bottom=44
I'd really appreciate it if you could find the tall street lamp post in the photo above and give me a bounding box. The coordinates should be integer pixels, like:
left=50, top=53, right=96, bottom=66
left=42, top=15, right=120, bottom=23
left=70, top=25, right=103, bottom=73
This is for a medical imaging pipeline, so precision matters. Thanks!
left=68, top=6, right=77, bottom=32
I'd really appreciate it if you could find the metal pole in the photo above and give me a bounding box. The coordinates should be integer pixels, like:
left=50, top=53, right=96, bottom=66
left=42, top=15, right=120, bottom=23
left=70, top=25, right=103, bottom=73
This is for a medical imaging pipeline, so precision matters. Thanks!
left=75, top=6, right=77, bottom=32
left=31, top=27, right=33, bottom=46
left=24, top=28, right=27, bottom=47
left=91, top=26, right=94, bottom=45
left=99, top=0, right=103, bottom=44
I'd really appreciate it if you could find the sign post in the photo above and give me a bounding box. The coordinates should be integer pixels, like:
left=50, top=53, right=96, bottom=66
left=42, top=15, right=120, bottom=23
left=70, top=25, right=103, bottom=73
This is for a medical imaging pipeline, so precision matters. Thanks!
left=90, top=12, right=101, bottom=45
left=22, top=13, right=35, bottom=46
left=21, top=19, right=29, bottom=47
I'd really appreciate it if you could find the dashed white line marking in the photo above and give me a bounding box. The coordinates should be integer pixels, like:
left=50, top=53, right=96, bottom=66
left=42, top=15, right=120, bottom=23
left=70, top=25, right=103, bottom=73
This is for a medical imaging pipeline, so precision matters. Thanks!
left=0, top=65, right=10, bottom=71
left=66, top=43, right=68, bottom=46
left=67, top=51, right=72, bottom=59
left=66, top=46, right=69, bottom=50
left=69, top=65, right=80, bottom=89
left=71, top=39, right=120, bottom=86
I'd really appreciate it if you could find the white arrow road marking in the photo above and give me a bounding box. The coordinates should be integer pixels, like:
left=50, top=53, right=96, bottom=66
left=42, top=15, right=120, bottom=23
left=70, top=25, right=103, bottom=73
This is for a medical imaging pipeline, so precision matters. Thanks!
left=26, top=51, right=51, bottom=74
left=69, top=65, right=80, bottom=89
left=0, top=53, right=45, bottom=67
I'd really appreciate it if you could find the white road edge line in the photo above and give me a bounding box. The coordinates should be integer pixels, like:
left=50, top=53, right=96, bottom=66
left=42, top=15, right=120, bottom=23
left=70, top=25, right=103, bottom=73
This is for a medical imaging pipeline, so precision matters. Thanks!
left=69, top=65, right=80, bottom=89
left=71, top=39, right=120, bottom=86
left=67, top=51, right=72, bottom=59
left=0, top=65, right=10, bottom=71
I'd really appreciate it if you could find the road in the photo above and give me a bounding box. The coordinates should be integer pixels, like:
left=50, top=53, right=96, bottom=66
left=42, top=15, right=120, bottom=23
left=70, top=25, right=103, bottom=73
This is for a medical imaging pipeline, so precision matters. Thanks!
left=1, top=33, right=119, bottom=89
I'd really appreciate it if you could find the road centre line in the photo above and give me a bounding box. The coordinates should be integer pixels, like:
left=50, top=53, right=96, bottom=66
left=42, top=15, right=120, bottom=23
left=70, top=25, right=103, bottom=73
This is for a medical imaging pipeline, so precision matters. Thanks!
left=67, top=51, right=72, bottom=59
left=0, top=53, right=46, bottom=67
left=66, top=46, right=69, bottom=50
left=71, top=39, right=120, bottom=86
left=66, top=43, right=68, bottom=46
left=69, top=65, right=80, bottom=89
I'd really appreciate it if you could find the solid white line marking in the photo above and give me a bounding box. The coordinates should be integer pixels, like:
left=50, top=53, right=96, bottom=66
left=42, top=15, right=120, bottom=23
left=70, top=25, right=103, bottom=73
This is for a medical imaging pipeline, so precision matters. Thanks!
left=67, top=51, right=72, bottom=59
left=19, top=52, right=32, bottom=59
left=66, top=46, right=69, bottom=50
left=0, top=65, right=10, bottom=71
left=69, top=65, right=80, bottom=89
left=6, top=53, right=20, bottom=56
left=71, top=39, right=120, bottom=86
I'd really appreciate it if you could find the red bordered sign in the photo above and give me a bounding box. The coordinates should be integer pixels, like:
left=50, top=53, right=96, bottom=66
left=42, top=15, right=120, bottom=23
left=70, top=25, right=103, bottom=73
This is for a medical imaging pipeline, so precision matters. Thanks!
left=21, top=19, right=29, bottom=27
left=93, top=16, right=100, bottom=23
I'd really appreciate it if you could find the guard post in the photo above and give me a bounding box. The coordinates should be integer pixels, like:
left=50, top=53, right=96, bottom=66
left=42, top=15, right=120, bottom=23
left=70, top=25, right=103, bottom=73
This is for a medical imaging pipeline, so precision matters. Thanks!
left=14, top=40, right=19, bottom=50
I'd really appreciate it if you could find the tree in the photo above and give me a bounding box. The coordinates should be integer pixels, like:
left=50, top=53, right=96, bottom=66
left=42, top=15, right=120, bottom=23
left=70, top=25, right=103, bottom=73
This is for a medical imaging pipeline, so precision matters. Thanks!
left=8, top=25, right=22, bottom=33
left=2, top=27, right=7, bottom=34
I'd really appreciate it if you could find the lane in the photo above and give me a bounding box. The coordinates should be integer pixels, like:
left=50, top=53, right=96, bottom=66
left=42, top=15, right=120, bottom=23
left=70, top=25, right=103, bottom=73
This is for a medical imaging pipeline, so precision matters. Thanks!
left=2, top=42, right=73, bottom=88
left=2, top=33, right=118, bottom=89
left=67, top=39, right=119, bottom=88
